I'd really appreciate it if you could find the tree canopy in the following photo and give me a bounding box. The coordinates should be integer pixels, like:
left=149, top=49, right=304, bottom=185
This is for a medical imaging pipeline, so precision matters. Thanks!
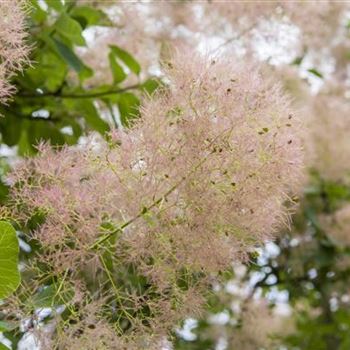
left=1, top=1, right=350, bottom=350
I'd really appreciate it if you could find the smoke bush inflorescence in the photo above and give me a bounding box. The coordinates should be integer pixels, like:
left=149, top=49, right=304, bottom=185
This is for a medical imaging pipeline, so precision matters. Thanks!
left=0, top=0, right=29, bottom=104
left=6, top=51, right=303, bottom=348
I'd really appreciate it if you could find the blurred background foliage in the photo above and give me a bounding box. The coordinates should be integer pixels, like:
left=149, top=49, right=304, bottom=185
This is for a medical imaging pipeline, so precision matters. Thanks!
left=173, top=175, right=350, bottom=350
left=0, top=0, right=159, bottom=202
left=1, top=1, right=350, bottom=349
left=0, top=0, right=158, bottom=157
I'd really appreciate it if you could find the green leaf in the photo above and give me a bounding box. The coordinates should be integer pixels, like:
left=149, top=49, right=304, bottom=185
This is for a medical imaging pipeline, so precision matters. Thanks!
left=70, top=6, right=111, bottom=27
left=308, top=68, right=323, bottom=79
left=55, top=13, right=86, bottom=46
left=18, top=128, right=36, bottom=157
left=79, top=101, right=110, bottom=134
left=0, top=116, right=23, bottom=147
left=0, top=320, right=16, bottom=332
left=63, top=99, right=109, bottom=134
left=25, top=49, right=67, bottom=92
left=29, top=0, right=47, bottom=23
left=45, top=0, right=64, bottom=11
left=141, top=78, right=161, bottom=95
left=0, top=343, right=10, bottom=350
left=0, top=181, right=9, bottom=203
left=0, top=222, right=20, bottom=300
left=31, top=284, right=74, bottom=308
left=118, top=93, right=140, bottom=127
left=110, top=45, right=141, bottom=75
left=292, top=56, right=304, bottom=66
left=52, top=38, right=82, bottom=71
left=28, top=121, right=66, bottom=147
left=52, top=38, right=93, bottom=81
left=108, top=52, right=126, bottom=84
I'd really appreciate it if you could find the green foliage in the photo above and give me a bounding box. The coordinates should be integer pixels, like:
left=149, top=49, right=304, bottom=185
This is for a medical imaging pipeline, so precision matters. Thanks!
left=2, top=2, right=346, bottom=349
left=0, top=222, right=20, bottom=300
left=308, top=68, right=324, bottom=79
left=0, top=2, right=162, bottom=343
left=51, top=37, right=93, bottom=80
left=55, top=13, right=86, bottom=46
left=117, top=92, right=141, bottom=127
left=173, top=173, right=350, bottom=350
left=0, top=0, right=160, bottom=156
left=70, top=6, right=112, bottom=27
left=109, top=50, right=127, bottom=84
left=31, top=284, right=74, bottom=308
left=0, top=321, right=16, bottom=333
left=110, top=45, right=141, bottom=75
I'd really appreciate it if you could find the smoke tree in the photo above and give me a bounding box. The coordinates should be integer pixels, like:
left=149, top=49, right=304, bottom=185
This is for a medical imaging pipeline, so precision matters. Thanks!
left=1, top=48, right=303, bottom=348
left=0, top=1, right=29, bottom=104
left=1, top=1, right=350, bottom=350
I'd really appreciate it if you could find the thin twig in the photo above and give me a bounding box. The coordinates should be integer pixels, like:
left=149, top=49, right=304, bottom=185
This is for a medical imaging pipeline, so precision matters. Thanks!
left=89, top=125, right=235, bottom=250
left=18, top=83, right=141, bottom=99
left=210, top=21, right=260, bottom=55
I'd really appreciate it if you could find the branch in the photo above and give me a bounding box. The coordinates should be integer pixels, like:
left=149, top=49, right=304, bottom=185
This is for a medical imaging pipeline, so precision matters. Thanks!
left=210, top=20, right=261, bottom=55
left=18, top=83, right=141, bottom=99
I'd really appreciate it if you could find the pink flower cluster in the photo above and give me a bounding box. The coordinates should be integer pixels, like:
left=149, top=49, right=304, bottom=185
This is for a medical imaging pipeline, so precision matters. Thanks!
left=0, top=0, right=29, bottom=104
left=8, top=51, right=304, bottom=347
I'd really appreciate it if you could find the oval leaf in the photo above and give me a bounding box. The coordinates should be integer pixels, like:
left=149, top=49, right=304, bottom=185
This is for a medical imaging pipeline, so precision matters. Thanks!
left=55, top=13, right=86, bottom=46
left=0, top=221, right=20, bottom=299
left=108, top=51, right=126, bottom=84
left=110, top=45, right=141, bottom=75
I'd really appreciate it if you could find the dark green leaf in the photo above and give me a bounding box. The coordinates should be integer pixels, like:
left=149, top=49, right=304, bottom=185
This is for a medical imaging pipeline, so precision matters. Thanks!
left=141, top=78, right=161, bottom=95
left=110, top=45, right=141, bottom=75
left=308, top=68, right=323, bottom=79
left=55, top=13, right=86, bottom=46
left=118, top=93, right=140, bottom=127
left=29, top=0, right=47, bottom=23
left=108, top=52, right=126, bottom=84
left=292, top=56, right=304, bottom=66
left=18, top=129, right=36, bottom=157
left=24, top=49, right=67, bottom=92
left=52, top=38, right=93, bottom=81
left=63, top=99, right=109, bottom=134
left=28, top=121, right=66, bottom=147
left=0, top=116, right=23, bottom=147
left=70, top=6, right=111, bottom=27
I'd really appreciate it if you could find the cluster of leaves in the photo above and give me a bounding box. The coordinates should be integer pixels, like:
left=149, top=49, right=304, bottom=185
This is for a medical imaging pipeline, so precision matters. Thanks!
left=280, top=175, right=350, bottom=349
left=0, top=0, right=158, bottom=157
left=0, top=1, right=161, bottom=348
left=0, top=0, right=160, bottom=201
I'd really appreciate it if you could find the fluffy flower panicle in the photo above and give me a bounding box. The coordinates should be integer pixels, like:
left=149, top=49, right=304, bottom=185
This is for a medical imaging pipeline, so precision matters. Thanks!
left=7, top=51, right=303, bottom=346
left=0, top=0, right=29, bottom=103
left=306, top=94, right=350, bottom=182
